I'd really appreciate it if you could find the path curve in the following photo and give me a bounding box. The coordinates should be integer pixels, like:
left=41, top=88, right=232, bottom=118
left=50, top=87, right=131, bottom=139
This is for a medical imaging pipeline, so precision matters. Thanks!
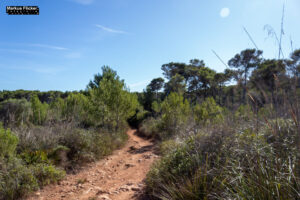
left=27, top=129, right=158, bottom=200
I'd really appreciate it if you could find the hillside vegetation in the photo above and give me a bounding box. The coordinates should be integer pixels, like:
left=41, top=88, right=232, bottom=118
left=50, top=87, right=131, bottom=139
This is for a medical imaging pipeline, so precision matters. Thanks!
left=137, top=49, right=300, bottom=199
left=0, top=66, right=139, bottom=200
left=1, top=48, right=300, bottom=200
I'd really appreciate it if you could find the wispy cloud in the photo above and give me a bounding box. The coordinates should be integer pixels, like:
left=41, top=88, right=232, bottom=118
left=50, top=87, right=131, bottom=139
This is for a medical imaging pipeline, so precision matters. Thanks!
left=29, top=44, right=68, bottom=50
left=0, top=48, right=43, bottom=55
left=1, top=65, right=65, bottom=75
left=95, top=24, right=128, bottom=34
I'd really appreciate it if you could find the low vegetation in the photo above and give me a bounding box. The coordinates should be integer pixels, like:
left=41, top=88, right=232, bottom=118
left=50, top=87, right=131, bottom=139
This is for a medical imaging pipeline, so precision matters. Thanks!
left=0, top=66, right=138, bottom=200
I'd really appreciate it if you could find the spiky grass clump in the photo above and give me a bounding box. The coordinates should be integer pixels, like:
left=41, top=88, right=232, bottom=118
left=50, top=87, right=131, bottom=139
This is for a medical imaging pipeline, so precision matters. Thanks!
left=146, top=120, right=300, bottom=199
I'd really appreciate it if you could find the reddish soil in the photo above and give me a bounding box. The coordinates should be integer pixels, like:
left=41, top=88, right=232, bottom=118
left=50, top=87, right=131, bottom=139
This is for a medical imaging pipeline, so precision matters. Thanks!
left=27, top=129, right=158, bottom=200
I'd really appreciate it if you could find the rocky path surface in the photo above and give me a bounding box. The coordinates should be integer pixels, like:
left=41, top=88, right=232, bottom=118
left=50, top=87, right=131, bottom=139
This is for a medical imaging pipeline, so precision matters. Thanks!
left=27, top=129, right=158, bottom=200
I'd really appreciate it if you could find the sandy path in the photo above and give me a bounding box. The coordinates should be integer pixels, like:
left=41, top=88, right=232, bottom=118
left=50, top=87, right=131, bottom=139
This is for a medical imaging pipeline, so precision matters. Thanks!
left=27, top=129, right=158, bottom=200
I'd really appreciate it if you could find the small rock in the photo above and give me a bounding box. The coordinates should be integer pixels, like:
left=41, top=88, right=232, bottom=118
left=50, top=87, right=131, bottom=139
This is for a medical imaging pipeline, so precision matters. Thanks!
left=119, top=185, right=130, bottom=191
left=112, top=190, right=119, bottom=194
left=125, top=163, right=135, bottom=168
left=129, top=146, right=137, bottom=150
left=94, top=186, right=108, bottom=195
left=98, top=194, right=111, bottom=200
left=143, top=154, right=152, bottom=159
left=131, top=186, right=140, bottom=191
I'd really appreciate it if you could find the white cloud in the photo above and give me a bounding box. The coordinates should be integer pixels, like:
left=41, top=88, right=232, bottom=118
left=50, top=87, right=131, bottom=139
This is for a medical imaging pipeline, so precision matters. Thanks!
left=29, top=44, right=68, bottom=50
left=95, top=24, right=128, bottom=34
left=220, top=7, right=230, bottom=18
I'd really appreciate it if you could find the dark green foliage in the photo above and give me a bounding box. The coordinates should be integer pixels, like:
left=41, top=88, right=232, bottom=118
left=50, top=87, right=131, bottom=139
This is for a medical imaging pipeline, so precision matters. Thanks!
left=147, top=78, right=165, bottom=94
left=128, top=106, right=150, bottom=128
left=0, top=90, right=69, bottom=104
left=251, top=59, right=287, bottom=94
left=164, top=74, right=186, bottom=95
left=228, top=49, right=263, bottom=103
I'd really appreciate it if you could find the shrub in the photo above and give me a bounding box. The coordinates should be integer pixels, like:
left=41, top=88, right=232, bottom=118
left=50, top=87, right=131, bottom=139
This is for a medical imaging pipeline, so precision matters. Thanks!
left=146, top=120, right=300, bottom=199
left=138, top=117, right=160, bottom=138
left=0, top=157, right=38, bottom=200
left=159, top=92, right=191, bottom=139
left=235, top=104, right=254, bottom=121
left=0, top=124, right=65, bottom=200
left=30, top=95, right=48, bottom=125
left=159, top=139, right=180, bottom=156
left=0, top=99, right=31, bottom=127
left=14, top=125, right=62, bottom=152
left=0, top=125, right=19, bottom=159
left=61, top=93, right=91, bottom=126
left=194, top=97, right=224, bottom=125
left=30, top=164, right=65, bottom=186
left=59, top=128, right=127, bottom=165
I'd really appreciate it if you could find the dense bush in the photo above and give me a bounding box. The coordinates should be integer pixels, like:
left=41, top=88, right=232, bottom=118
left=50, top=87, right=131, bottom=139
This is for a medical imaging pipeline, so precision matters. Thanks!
left=0, top=99, right=31, bottom=127
left=138, top=117, right=161, bottom=138
left=30, top=95, right=48, bottom=125
left=194, top=97, right=224, bottom=125
left=0, top=124, right=65, bottom=200
left=159, top=92, right=191, bottom=139
left=146, top=119, right=300, bottom=199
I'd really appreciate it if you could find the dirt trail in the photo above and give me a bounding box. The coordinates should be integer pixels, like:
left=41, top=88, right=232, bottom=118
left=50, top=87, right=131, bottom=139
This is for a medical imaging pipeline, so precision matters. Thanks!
left=27, top=129, right=158, bottom=200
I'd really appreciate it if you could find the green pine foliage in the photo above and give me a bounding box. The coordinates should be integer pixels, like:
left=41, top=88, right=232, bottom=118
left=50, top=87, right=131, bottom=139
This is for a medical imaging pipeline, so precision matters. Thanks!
left=194, top=97, right=224, bottom=125
left=159, top=92, right=191, bottom=139
left=30, top=95, right=48, bottom=125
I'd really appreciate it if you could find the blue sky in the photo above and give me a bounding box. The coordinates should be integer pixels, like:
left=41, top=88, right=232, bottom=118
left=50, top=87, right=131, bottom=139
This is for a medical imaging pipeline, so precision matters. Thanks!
left=0, top=0, right=299, bottom=92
